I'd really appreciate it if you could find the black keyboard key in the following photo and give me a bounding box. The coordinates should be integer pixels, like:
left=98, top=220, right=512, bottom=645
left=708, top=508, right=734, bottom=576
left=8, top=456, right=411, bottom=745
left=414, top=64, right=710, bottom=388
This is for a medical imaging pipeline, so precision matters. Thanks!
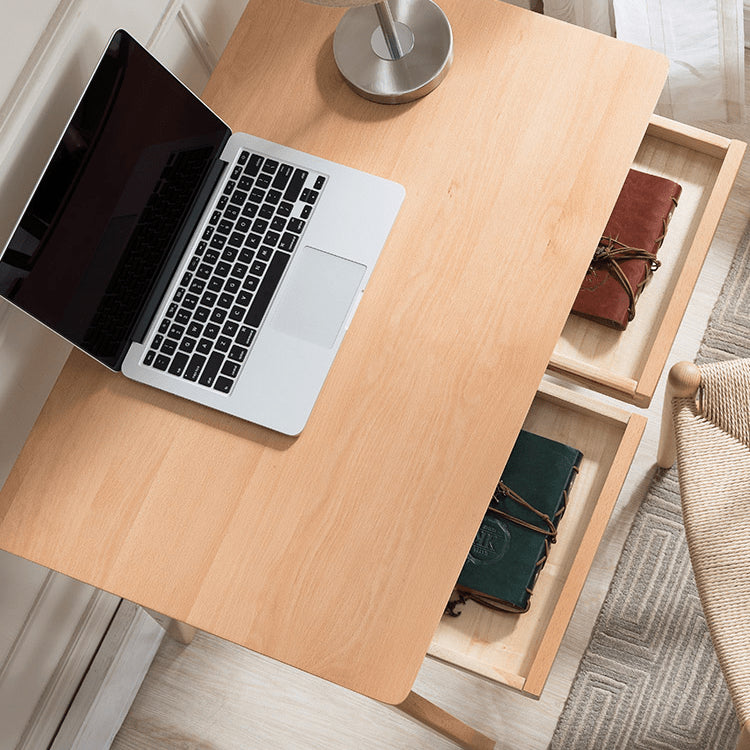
left=266, top=189, right=282, bottom=205
left=252, top=218, right=268, bottom=234
left=224, top=277, right=241, bottom=294
left=236, top=217, right=252, bottom=233
left=242, top=202, right=259, bottom=219
left=230, top=190, right=247, bottom=206
left=196, top=241, right=207, bottom=256
left=194, top=306, right=210, bottom=323
left=284, top=168, right=308, bottom=202
left=161, top=339, right=177, bottom=355
left=236, top=326, right=256, bottom=346
left=176, top=308, right=191, bottom=325
left=167, top=302, right=178, bottom=317
left=216, top=261, right=232, bottom=277
left=152, top=334, right=164, bottom=349
left=168, top=323, right=185, bottom=339
left=301, top=188, right=318, bottom=204
left=239, top=248, right=254, bottom=264
left=245, top=251, right=290, bottom=328
left=188, top=256, right=199, bottom=272
left=179, top=337, right=197, bottom=354
left=277, top=201, right=293, bottom=217
left=250, top=260, right=266, bottom=276
left=158, top=319, right=170, bottom=334
left=229, top=231, right=244, bottom=247
left=210, top=234, right=227, bottom=250
left=144, top=349, right=157, bottom=366
left=196, top=263, right=212, bottom=280
left=197, top=338, right=213, bottom=355
left=245, top=233, right=261, bottom=249
left=243, top=275, right=259, bottom=292
left=217, top=195, right=228, bottom=209
left=257, top=246, right=273, bottom=262
left=218, top=293, right=234, bottom=309
left=189, top=279, right=205, bottom=294
left=259, top=203, right=275, bottom=220
left=237, top=291, right=253, bottom=307
left=222, top=360, right=241, bottom=378
left=245, top=154, right=263, bottom=175
left=202, top=226, right=214, bottom=240
left=223, top=180, right=236, bottom=195
left=222, top=246, right=238, bottom=262
left=225, top=204, right=240, bottom=220
left=185, top=353, right=206, bottom=382
left=214, top=376, right=234, bottom=394
left=238, top=175, right=253, bottom=191
left=183, top=294, right=199, bottom=310
left=262, top=159, right=278, bottom=174
left=204, top=249, right=220, bottom=263
left=201, top=291, right=218, bottom=307
left=271, top=216, right=286, bottom=232
left=238, top=150, right=249, bottom=165
left=218, top=219, right=233, bottom=234
left=199, top=351, right=224, bottom=388
left=301, top=205, right=312, bottom=219
left=288, top=218, right=305, bottom=234
left=205, top=323, right=221, bottom=339
left=249, top=188, right=265, bottom=203
left=211, top=308, right=227, bottom=324
left=256, top=173, right=272, bottom=189
left=210, top=210, right=221, bottom=225
left=278, top=232, right=298, bottom=253
left=229, top=305, right=245, bottom=322
left=174, top=287, right=185, bottom=303
left=208, top=277, right=224, bottom=292
left=222, top=321, right=239, bottom=337
left=181, top=272, right=192, bottom=286
left=215, top=335, right=232, bottom=353
left=231, top=262, right=248, bottom=278
left=272, top=164, right=294, bottom=190
left=154, top=354, right=170, bottom=371
left=264, top=231, right=280, bottom=247
left=168, top=352, right=189, bottom=377
left=231, top=165, right=242, bottom=180
left=314, top=175, right=325, bottom=190
left=187, top=322, right=203, bottom=338
left=228, top=345, right=248, bottom=363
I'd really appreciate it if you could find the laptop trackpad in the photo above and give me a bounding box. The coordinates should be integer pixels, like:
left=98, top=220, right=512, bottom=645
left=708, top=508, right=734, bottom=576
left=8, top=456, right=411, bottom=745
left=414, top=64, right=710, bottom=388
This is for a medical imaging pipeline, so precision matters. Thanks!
left=269, top=246, right=367, bottom=349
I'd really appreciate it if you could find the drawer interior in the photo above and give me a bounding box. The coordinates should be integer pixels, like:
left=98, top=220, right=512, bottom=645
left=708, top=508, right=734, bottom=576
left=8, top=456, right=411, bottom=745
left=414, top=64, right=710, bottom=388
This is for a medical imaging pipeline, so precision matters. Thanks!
left=428, top=380, right=645, bottom=696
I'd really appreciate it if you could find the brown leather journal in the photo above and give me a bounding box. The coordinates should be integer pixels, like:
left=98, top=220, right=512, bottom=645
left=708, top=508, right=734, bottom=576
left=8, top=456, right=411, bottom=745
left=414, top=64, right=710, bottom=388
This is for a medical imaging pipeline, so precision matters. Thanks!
left=571, top=169, right=682, bottom=330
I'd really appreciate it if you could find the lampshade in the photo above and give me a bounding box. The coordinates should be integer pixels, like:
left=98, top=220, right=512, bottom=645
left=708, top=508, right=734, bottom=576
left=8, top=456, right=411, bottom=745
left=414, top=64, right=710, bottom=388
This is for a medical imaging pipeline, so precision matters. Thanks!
left=300, top=0, right=453, bottom=104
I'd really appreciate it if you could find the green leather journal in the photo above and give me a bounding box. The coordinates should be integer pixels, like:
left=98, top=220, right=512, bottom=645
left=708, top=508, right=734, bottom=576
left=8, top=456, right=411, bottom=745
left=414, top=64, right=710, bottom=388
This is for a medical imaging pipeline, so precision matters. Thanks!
left=455, top=430, right=583, bottom=613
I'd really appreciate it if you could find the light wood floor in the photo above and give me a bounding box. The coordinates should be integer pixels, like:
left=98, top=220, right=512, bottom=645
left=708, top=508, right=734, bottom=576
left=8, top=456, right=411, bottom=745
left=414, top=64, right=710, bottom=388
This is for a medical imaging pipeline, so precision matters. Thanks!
left=112, top=65, right=750, bottom=750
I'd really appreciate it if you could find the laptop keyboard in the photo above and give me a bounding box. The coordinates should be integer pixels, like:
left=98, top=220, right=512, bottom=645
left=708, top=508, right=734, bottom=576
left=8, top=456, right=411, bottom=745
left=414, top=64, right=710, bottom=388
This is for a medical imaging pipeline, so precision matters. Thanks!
left=141, top=149, right=326, bottom=394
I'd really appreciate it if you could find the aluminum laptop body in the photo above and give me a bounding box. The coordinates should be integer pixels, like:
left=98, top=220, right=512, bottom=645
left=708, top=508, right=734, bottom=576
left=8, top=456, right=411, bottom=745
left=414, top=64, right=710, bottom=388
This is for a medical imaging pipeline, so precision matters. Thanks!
left=0, top=30, right=404, bottom=435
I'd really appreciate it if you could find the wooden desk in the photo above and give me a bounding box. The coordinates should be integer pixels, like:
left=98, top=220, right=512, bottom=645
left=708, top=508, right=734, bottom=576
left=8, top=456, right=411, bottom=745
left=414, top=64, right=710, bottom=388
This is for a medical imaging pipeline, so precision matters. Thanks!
left=0, top=0, right=666, bottom=743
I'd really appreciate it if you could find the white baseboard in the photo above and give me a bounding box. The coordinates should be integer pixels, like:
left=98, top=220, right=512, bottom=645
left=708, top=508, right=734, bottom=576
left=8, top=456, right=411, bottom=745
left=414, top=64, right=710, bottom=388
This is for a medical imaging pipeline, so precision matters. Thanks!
left=50, top=601, right=165, bottom=750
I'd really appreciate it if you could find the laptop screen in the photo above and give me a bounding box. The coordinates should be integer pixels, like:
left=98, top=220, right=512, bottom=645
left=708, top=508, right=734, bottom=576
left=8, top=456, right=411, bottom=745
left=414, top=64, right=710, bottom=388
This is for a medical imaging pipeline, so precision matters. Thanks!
left=0, top=30, right=230, bottom=369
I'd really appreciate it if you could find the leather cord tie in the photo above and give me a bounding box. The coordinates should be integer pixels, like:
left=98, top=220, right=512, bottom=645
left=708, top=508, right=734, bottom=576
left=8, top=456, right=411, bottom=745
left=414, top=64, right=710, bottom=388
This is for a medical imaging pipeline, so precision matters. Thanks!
left=590, top=236, right=662, bottom=322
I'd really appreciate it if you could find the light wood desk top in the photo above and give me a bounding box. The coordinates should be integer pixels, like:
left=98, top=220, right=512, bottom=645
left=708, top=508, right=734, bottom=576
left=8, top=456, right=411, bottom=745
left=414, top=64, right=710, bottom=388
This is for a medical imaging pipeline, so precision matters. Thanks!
left=0, top=0, right=666, bottom=704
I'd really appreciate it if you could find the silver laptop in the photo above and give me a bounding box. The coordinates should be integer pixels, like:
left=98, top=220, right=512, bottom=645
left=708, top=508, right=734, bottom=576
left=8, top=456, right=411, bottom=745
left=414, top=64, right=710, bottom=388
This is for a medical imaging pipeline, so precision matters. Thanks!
left=0, top=30, right=404, bottom=435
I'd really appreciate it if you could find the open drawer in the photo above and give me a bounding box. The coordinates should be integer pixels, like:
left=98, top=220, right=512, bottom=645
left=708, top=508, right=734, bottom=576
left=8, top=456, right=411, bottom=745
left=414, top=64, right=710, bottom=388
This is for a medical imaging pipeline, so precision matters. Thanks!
left=427, top=379, right=646, bottom=697
left=548, top=115, right=745, bottom=407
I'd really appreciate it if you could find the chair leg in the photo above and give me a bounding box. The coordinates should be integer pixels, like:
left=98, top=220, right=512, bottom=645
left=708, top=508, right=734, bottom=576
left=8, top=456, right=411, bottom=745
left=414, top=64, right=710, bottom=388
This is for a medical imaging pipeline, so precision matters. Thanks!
left=395, top=690, right=495, bottom=749
left=737, top=720, right=750, bottom=750
left=657, top=361, right=701, bottom=468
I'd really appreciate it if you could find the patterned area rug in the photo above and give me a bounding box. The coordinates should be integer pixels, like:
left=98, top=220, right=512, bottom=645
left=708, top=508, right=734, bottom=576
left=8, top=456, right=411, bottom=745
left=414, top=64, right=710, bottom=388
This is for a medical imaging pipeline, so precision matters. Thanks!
left=549, top=221, right=750, bottom=750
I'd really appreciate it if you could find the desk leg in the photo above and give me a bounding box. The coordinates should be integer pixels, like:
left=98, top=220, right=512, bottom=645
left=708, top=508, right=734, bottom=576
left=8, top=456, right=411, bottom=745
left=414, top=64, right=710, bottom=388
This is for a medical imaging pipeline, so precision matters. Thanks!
left=166, top=619, right=197, bottom=645
left=395, top=691, right=495, bottom=749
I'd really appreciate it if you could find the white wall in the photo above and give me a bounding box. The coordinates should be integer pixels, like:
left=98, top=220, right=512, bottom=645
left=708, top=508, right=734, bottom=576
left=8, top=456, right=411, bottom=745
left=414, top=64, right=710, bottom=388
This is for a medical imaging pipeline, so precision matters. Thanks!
left=0, top=2, right=248, bottom=747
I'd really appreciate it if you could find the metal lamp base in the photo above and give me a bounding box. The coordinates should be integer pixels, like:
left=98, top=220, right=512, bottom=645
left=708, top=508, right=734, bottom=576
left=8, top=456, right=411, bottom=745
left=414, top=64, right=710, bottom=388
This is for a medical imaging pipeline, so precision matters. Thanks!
left=333, top=0, right=453, bottom=104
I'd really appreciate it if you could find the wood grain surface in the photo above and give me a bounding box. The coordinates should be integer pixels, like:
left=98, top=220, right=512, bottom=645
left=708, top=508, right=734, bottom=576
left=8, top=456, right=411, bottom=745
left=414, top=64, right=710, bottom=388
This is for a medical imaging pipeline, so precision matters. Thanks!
left=0, top=0, right=667, bottom=704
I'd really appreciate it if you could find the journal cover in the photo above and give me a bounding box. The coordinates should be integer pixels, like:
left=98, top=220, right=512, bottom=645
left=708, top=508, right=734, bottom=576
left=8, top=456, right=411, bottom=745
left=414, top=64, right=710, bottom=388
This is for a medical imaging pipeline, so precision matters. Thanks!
left=454, top=430, right=583, bottom=613
left=570, top=168, right=682, bottom=330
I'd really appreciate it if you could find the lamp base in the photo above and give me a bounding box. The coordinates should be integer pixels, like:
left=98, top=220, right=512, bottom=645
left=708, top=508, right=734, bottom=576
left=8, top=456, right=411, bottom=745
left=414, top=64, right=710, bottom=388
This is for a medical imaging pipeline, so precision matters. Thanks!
left=333, top=0, right=453, bottom=104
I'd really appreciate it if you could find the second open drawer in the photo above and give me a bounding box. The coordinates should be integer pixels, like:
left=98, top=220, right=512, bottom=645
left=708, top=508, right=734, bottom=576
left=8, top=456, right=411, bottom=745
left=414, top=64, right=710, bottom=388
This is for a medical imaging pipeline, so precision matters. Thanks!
left=427, top=379, right=646, bottom=697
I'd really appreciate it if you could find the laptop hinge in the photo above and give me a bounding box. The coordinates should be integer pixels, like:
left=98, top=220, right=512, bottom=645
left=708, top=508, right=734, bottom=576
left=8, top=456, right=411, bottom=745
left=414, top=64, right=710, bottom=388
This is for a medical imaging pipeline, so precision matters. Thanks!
left=123, top=146, right=229, bottom=362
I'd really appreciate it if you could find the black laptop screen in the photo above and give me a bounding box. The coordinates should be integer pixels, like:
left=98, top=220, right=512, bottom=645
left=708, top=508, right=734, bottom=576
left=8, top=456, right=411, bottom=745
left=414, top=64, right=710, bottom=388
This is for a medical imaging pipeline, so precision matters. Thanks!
left=0, top=30, right=230, bottom=369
